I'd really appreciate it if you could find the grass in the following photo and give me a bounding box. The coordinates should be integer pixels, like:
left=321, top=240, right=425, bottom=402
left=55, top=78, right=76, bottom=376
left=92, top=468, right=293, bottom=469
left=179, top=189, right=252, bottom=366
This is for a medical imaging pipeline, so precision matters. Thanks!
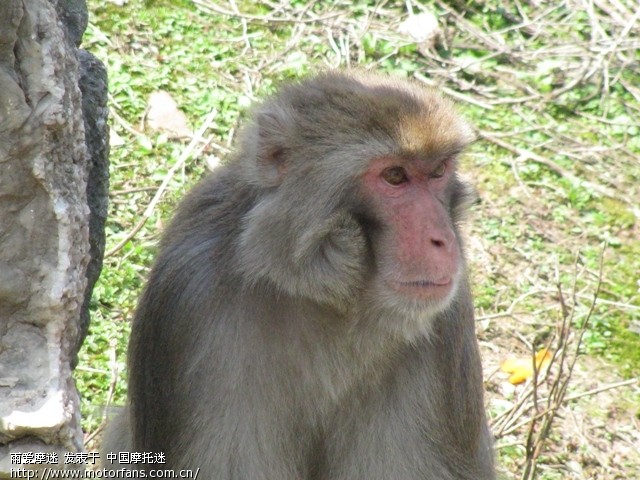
left=78, top=0, right=640, bottom=477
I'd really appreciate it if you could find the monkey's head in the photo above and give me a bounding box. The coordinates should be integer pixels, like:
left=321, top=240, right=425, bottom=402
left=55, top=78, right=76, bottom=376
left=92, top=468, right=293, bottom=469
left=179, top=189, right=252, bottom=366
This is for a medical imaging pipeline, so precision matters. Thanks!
left=237, top=71, right=476, bottom=330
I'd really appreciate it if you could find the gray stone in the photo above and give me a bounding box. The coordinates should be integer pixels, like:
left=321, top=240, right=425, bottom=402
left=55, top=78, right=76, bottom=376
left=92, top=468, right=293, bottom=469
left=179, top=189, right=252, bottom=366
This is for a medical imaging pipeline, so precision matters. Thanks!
left=55, top=0, right=89, bottom=47
left=0, top=0, right=108, bottom=473
left=76, top=49, right=110, bottom=364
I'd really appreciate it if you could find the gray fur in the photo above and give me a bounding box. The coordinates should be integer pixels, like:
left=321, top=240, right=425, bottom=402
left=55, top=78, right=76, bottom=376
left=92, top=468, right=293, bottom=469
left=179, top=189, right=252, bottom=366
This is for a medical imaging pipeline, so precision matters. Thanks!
left=103, top=71, right=494, bottom=479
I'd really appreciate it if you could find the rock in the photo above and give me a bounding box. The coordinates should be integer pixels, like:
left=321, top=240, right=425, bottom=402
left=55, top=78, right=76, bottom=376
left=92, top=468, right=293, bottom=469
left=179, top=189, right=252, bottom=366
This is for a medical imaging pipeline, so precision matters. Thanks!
left=0, top=0, right=108, bottom=472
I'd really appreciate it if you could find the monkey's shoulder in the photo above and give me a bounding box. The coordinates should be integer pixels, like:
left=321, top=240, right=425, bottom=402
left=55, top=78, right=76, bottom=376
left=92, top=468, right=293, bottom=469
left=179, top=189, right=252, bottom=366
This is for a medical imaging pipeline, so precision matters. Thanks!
left=148, top=167, right=254, bottom=287
left=161, top=168, right=253, bottom=243
left=176, top=167, right=239, bottom=215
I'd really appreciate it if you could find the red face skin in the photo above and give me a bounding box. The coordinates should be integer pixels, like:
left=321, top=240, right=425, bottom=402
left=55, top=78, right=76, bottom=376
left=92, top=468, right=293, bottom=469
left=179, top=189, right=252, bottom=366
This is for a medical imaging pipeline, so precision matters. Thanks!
left=362, top=156, right=460, bottom=303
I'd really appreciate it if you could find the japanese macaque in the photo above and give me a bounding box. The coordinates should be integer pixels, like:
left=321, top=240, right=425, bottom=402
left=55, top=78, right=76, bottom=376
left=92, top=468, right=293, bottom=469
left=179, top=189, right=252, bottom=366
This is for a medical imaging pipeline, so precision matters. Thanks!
left=103, top=71, right=495, bottom=480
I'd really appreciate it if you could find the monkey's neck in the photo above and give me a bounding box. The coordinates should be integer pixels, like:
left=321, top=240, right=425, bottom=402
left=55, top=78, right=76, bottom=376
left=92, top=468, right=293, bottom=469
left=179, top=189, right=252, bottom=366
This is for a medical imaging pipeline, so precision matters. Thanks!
left=246, top=291, right=408, bottom=408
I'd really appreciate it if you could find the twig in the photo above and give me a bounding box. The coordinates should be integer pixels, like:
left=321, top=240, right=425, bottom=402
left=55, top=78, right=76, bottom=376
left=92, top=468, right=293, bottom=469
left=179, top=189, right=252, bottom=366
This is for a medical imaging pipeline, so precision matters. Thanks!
left=563, top=378, right=638, bottom=402
left=478, top=129, right=640, bottom=218
left=497, top=379, right=637, bottom=439
left=108, top=101, right=146, bottom=139
left=414, top=72, right=494, bottom=110
left=193, top=0, right=343, bottom=24
left=520, top=247, right=605, bottom=480
left=106, top=110, right=218, bottom=257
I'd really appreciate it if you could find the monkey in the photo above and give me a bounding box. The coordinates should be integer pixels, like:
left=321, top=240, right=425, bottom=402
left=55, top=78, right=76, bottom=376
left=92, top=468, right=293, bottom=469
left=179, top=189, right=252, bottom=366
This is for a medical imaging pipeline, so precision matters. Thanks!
left=102, top=70, right=495, bottom=480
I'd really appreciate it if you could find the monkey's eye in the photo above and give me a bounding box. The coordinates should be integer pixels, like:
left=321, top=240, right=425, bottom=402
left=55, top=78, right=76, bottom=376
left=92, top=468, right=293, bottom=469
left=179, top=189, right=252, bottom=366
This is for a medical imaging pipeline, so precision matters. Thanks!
left=381, top=167, right=409, bottom=186
left=431, top=161, right=447, bottom=179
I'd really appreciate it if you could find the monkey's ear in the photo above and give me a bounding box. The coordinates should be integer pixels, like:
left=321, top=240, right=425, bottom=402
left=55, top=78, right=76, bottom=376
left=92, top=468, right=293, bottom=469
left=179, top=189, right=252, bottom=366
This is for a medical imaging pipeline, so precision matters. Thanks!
left=254, top=108, right=292, bottom=186
left=451, top=179, right=478, bottom=222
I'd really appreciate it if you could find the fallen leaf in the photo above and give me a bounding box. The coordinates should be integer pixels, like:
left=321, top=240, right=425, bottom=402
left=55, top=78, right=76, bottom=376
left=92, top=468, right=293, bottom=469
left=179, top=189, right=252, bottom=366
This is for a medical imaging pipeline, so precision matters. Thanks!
left=398, top=11, right=441, bottom=47
left=500, top=348, right=552, bottom=385
left=146, top=91, right=192, bottom=139
left=109, top=130, right=125, bottom=147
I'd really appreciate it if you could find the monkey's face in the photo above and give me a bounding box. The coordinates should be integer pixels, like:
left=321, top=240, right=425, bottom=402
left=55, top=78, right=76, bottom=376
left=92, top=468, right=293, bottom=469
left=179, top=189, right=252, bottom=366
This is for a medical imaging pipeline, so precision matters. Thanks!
left=360, top=154, right=463, bottom=318
left=237, top=71, right=475, bottom=326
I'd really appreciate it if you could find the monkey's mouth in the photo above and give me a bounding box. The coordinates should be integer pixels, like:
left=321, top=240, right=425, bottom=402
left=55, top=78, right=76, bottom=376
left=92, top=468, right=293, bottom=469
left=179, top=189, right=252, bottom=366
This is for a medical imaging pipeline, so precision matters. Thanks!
left=395, top=278, right=453, bottom=299
left=400, top=279, right=451, bottom=287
